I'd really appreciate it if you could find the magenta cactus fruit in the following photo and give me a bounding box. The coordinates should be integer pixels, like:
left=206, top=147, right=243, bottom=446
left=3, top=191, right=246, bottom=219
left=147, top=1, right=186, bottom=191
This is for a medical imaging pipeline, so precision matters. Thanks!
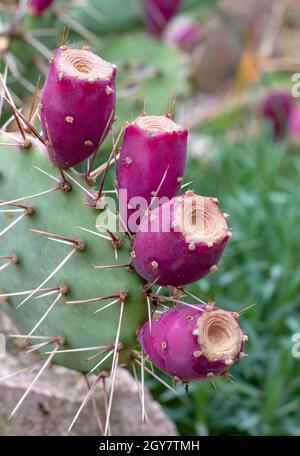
left=117, top=115, right=188, bottom=232
left=40, top=46, right=116, bottom=168
left=30, top=0, right=54, bottom=15
left=261, top=90, right=293, bottom=138
left=144, top=0, right=182, bottom=36
left=138, top=304, right=245, bottom=381
left=132, top=193, right=230, bottom=286
left=164, top=15, right=203, bottom=51
left=289, top=106, right=300, bottom=138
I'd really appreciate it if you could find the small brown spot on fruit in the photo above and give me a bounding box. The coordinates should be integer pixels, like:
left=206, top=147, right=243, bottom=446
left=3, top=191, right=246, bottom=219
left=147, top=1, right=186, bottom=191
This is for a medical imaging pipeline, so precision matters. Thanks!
left=85, top=140, right=94, bottom=147
left=150, top=261, right=159, bottom=270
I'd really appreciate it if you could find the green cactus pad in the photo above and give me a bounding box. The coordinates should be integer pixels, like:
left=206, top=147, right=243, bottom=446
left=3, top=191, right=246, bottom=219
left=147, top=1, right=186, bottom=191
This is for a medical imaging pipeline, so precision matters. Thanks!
left=0, top=140, right=147, bottom=373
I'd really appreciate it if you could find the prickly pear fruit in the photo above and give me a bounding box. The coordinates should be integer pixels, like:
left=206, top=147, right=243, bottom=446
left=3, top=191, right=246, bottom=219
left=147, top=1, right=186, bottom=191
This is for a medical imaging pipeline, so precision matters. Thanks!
left=29, top=0, right=54, bottom=15
left=144, top=0, right=182, bottom=36
left=40, top=46, right=116, bottom=168
left=117, top=115, right=187, bottom=233
left=132, top=193, right=230, bottom=286
left=138, top=304, right=245, bottom=381
left=164, top=15, right=203, bottom=51
left=261, top=90, right=293, bottom=138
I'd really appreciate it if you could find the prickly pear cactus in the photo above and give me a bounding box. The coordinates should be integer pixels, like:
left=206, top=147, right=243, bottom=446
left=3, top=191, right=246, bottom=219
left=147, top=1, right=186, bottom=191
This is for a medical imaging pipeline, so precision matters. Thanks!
left=0, top=14, right=247, bottom=433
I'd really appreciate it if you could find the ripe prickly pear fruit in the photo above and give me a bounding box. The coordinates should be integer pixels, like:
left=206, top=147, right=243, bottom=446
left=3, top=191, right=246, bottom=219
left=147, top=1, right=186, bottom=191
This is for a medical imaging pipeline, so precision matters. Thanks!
left=164, top=15, right=203, bottom=51
left=132, top=193, right=230, bottom=286
left=117, top=115, right=187, bottom=233
left=138, top=304, right=246, bottom=381
left=30, top=0, right=54, bottom=15
left=144, top=0, right=182, bottom=36
left=289, top=106, right=300, bottom=138
left=40, top=46, right=116, bottom=168
left=261, top=90, right=293, bottom=138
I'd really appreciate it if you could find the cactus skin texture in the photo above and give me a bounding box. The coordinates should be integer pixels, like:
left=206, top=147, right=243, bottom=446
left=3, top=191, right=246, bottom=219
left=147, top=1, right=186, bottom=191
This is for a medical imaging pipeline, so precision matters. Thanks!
left=164, top=15, right=203, bottom=51
left=138, top=304, right=245, bottom=381
left=132, top=193, right=230, bottom=286
left=144, top=0, right=182, bottom=36
left=40, top=46, right=116, bottom=168
left=117, top=115, right=187, bottom=232
left=0, top=142, right=147, bottom=373
left=29, top=0, right=54, bottom=16
left=261, top=90, right=293, bottom=138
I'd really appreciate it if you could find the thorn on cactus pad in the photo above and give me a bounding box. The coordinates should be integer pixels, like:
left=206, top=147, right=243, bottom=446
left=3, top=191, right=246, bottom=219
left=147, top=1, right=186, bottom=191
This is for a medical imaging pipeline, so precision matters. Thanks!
left=16, top=248, right=77, bottom=309
left=8, top=342, right=61, bottom=420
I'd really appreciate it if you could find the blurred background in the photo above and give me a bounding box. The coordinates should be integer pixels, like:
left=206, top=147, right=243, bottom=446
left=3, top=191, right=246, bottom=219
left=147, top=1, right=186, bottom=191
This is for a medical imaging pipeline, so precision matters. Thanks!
left=1, top=0, right=300, bottom=436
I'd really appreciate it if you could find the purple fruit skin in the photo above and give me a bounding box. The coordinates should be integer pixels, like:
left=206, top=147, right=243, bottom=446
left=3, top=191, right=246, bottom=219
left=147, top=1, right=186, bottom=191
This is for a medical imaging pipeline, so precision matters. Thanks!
left=164, top=16, right=203, bottom=51
left=261, top=90, right=294, bottom=137
left=40, top=47, right=116, bottom=168
left=289, top=106, right=300, bottom=138
left=132, top=195, right=229, bottom=286
left=117, top=120, right=187, bottom=232
left=144, top=0, right=182, bottom=36
left=138, top=305, right=243, bottom=381
left=30, top=0, right=53, bottom=15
